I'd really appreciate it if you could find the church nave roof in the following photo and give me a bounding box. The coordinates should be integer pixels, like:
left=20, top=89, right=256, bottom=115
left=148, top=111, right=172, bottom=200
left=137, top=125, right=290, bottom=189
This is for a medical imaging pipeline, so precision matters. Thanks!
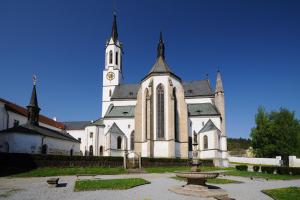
left=188, top=103, right=220, bottom=116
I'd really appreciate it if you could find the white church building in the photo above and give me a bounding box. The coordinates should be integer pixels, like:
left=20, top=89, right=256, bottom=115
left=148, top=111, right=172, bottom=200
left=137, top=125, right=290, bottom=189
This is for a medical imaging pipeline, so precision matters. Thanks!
left=65, top=15, right=228, bottom=166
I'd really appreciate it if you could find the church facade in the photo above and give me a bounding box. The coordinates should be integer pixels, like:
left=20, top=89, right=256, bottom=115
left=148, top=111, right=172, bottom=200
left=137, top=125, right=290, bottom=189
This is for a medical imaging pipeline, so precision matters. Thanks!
left=66, top=15, right=228, bottom=166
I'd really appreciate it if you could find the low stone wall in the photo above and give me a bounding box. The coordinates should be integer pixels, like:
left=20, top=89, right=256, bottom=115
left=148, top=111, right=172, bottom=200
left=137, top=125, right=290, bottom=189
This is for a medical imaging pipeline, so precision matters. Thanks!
left=289, top=156, right=300, bottom=167
left=228, top=156, right=282, bottom=166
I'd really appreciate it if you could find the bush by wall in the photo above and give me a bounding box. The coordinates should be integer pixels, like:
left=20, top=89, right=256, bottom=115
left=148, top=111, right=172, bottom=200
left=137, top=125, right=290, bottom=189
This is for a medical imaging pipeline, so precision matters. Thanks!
left=290, top=167, right=300, bottom=175
left=261, top=166, right=276, bottom=174
left=236, top=165, right=248, bottom=171
left=253, top=165, right=260, bottom=172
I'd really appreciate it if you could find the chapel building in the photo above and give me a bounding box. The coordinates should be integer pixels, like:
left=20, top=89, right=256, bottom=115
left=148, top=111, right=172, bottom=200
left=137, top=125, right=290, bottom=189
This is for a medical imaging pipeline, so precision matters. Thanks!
left=66, top=15, right=228, bottom=166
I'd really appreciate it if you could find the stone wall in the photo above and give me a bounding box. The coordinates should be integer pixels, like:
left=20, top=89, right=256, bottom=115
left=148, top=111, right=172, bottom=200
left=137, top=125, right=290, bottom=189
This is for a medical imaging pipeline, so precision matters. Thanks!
left=228, top=156, right=282, bottom=166
left=289, top=156, right=300, bottom=167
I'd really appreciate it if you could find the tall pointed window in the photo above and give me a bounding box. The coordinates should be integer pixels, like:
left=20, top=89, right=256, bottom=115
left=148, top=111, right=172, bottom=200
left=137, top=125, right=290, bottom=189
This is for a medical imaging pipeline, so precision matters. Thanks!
left=109, top=50, right=113, bottom=64
left=173, top=88, right=179, bottom=141
left=203, top=135, right=208, bottom=149
left=89, top=145, right=93, bottom=156
left=157, top=84, right=164, bottom=139
left=130, top=131, right=135, bottom=150
left=117, top=136, right=122, bottom=150
left=115, top=52, right=118, bottom=65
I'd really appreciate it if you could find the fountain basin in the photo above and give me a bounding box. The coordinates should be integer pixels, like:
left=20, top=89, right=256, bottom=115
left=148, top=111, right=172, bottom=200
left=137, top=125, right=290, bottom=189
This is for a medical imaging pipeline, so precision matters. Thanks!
left=169, top=171, right=228, bottom=198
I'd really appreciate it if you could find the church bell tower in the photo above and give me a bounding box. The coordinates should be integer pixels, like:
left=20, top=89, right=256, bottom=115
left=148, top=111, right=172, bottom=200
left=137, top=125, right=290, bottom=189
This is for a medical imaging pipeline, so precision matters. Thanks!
left=102, top=14, right=123, bottom=117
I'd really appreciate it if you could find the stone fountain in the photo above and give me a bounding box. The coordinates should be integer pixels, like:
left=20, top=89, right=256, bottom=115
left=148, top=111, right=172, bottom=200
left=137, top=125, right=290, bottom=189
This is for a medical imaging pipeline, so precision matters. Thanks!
left=169, top=142, right=228, bottom=199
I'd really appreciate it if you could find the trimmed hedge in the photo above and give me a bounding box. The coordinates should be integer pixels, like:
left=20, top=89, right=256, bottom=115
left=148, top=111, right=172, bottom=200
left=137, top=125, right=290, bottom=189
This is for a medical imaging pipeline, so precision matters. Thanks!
left=261, top=166, right=276, bottom=174
left=236, top=165, right=248, bottom=171
left=253, top=165, right=260, bottom=172
left=290, top=167, right=300, bottom=175
left=276, top=167, right=300, bottom=175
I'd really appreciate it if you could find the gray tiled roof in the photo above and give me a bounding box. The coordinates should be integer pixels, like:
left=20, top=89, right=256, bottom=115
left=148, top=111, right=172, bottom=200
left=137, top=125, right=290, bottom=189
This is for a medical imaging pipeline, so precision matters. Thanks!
left=110, top=80, right=213, bottom=100
left=106, top=122, right=125, bottom=135
left=188, top=103, right=220, bottom=116
left=89, top=118, right=105, bottom=126
left=63, top=121, right=91, bottom=130
left=105, top=105, right=135, bottom=118
left=148, top=57, right=172, bottom=74
left=183, top=80, right=214, bottom=97
left=199, top=119, right=221, bottom=133
left=0, top=123, right=80, bottom=143
left=111, top=84, right=140, bottom=100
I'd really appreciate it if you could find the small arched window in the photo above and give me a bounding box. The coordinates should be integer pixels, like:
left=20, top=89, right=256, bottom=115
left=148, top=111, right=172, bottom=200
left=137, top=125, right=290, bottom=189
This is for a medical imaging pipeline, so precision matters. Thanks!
left=99, top=146, right=103, bottom=156
left=89, top=145, right=93, bottom=156
left=157, top=84, right=165, bottom=139
left=193, top=132, right=197, bottom=144
left=203, top=135, right=208, bottom=149
left=70, top=149, right=73, bottom=156
left=117, top=136, right=122, bottom=150
left=4, top=142, right=9, bottom=153
left=109, top=90, right=112, bottom=97
left=109, top=50, right=113, bottom=64
left=130, top=131, right=135, bottom=151
left=115, top=51, right=118, bottom=65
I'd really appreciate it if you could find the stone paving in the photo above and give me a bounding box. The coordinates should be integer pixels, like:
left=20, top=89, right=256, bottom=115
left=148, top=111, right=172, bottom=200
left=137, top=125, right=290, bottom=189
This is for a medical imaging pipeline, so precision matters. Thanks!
left=0, top=173, right=299, bottom=200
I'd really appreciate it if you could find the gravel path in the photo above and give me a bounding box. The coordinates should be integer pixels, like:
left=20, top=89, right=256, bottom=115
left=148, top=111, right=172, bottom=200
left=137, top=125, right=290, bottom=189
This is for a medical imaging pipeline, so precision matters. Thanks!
left=0, top=173, right=299, bottom=200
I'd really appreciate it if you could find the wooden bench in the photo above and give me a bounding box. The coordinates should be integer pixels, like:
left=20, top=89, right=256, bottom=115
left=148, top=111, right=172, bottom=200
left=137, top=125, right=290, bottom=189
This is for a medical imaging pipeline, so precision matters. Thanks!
left=47, top=178, right=59, bottom=187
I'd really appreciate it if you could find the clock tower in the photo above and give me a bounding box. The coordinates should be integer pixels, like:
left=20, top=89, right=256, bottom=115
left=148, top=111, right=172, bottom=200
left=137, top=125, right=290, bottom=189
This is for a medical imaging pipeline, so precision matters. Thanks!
left=102, top=14, right=123, bottom=117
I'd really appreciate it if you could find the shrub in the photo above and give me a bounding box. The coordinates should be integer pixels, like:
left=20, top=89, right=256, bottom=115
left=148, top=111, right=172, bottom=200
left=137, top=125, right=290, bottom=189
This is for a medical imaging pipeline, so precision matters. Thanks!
left=290, top=167, right=300, bottom=175
left=236, top=165, right=248, bottom=171
left=253, top=165, right=260, bottom=172
left=261, top=166, right=276, bottom=174
left=277, top=167, right=290, bottom=175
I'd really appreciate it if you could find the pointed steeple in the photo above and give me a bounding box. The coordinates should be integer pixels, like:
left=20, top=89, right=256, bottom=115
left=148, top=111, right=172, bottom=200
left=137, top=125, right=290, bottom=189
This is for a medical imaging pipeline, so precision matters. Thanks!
left=27, top=76, right=40, bottom=125
left=215, top=70, right=224, bottom=93
left=111, top=14, right=118, bottom=42
left=157, top=32, right=165, bottom=59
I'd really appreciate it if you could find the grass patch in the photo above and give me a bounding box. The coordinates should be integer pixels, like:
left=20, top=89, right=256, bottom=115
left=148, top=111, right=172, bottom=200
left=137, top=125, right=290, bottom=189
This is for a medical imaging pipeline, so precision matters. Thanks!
left=262, top=187, right=300, bottom=200
left=144, top=166, right=190, bottom=173
left=144, top=166, right=231, bottom=173
left=226, top=169, right=300, bottom=180
left=171, top=176, right=241, bottom=184
left=11, top=167, right=126, bottom=177
left=74, top=178, right=150, bottom=191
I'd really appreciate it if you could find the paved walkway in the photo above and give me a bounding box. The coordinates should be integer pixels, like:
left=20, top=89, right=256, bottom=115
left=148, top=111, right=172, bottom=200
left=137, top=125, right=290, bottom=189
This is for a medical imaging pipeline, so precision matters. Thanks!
left=0, top=173, right=299, bottom=200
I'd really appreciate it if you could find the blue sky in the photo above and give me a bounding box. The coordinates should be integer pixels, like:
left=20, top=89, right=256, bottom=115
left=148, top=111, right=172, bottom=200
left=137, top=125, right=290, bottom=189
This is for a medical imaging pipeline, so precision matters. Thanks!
left=1, top=0, right=299, bottom=138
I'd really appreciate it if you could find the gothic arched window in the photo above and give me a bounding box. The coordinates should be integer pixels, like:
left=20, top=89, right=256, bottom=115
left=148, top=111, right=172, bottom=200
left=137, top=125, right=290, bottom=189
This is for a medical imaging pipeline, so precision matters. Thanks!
left=144, top=89, right=149, bottom=139
left=89, top=145, right=93, bottom=156
left=109, top=90, right=112, bottom=97
left=193, top=132, right=198, bottom=144
left=130, top=131, right=135, bottom=151
left=203, top=135, right=208, bottom=149
left=109, top=50, right=113, bottom=64
left=156, top=84, right=165, bottom=139
left=117, top=136, right=122, bottom=150
left=173, top=88, right=179, bottom=141
left=115, top=52, right=118, bottom=65
left=99, top=146, right=103, bottom=156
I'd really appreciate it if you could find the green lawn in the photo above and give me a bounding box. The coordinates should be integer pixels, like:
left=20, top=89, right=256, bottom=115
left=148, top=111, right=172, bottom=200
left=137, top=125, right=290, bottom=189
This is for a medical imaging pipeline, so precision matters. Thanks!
left=74, top=178, right=150, bottom=191
left=144, top=166, right=191, bottom=173
left=171, top=176, right=241, bottom=184
left=11, top=167, right=126, bottom=177
left=262, top=187, right=300, bottom=200
left=225, top=170, right=300, bottom=180
left=144, top=166, right=229, bottom=173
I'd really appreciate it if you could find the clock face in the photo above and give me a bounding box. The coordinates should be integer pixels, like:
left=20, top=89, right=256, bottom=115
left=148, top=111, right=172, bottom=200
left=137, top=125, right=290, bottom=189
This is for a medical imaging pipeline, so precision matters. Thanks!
left=106, top=72, right=115, bottom=81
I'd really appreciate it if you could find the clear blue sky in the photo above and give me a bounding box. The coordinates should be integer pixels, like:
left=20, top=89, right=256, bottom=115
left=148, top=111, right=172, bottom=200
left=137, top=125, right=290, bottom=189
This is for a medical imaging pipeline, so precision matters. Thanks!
left=1, top=0, right=299, bottom=138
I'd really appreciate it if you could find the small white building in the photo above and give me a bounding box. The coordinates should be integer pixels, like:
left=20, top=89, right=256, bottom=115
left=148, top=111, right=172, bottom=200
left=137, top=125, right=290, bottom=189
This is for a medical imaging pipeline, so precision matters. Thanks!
left=0, top=84, right=80, bottom=155
left=66, top=15, right=228, bottom=166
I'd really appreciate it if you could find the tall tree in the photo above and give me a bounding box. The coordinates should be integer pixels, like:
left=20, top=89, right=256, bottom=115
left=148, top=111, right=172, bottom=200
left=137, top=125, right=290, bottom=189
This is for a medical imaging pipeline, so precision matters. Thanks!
left=251, top=107, right=300, bottom=159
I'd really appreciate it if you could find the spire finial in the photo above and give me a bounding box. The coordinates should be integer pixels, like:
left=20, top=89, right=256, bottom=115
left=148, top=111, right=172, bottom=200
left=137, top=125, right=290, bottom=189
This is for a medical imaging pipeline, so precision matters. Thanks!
left=27, top=76, right=40, bottom=125
left=111, top=13, right=118, bottom=42
left=215, top=70, right=224, bottom=93
left=33, top=74, right=37, bottom=86
left=157, top=32, right=165, bottom=59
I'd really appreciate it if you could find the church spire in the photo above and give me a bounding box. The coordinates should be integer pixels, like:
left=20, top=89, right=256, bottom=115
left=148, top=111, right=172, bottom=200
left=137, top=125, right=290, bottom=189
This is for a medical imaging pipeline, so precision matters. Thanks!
left=157, top=32, right=165, bottom=59
left=111, top=14, right=118, bottom=42
left=215, top=70, right=224, bottom=93
left=27, top=75, right=40, bottom=125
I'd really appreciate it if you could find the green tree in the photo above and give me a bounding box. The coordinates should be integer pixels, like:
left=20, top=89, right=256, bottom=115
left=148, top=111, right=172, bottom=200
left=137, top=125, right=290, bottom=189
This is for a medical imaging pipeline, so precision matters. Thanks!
left=251, top=107, right=300, bottom=159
